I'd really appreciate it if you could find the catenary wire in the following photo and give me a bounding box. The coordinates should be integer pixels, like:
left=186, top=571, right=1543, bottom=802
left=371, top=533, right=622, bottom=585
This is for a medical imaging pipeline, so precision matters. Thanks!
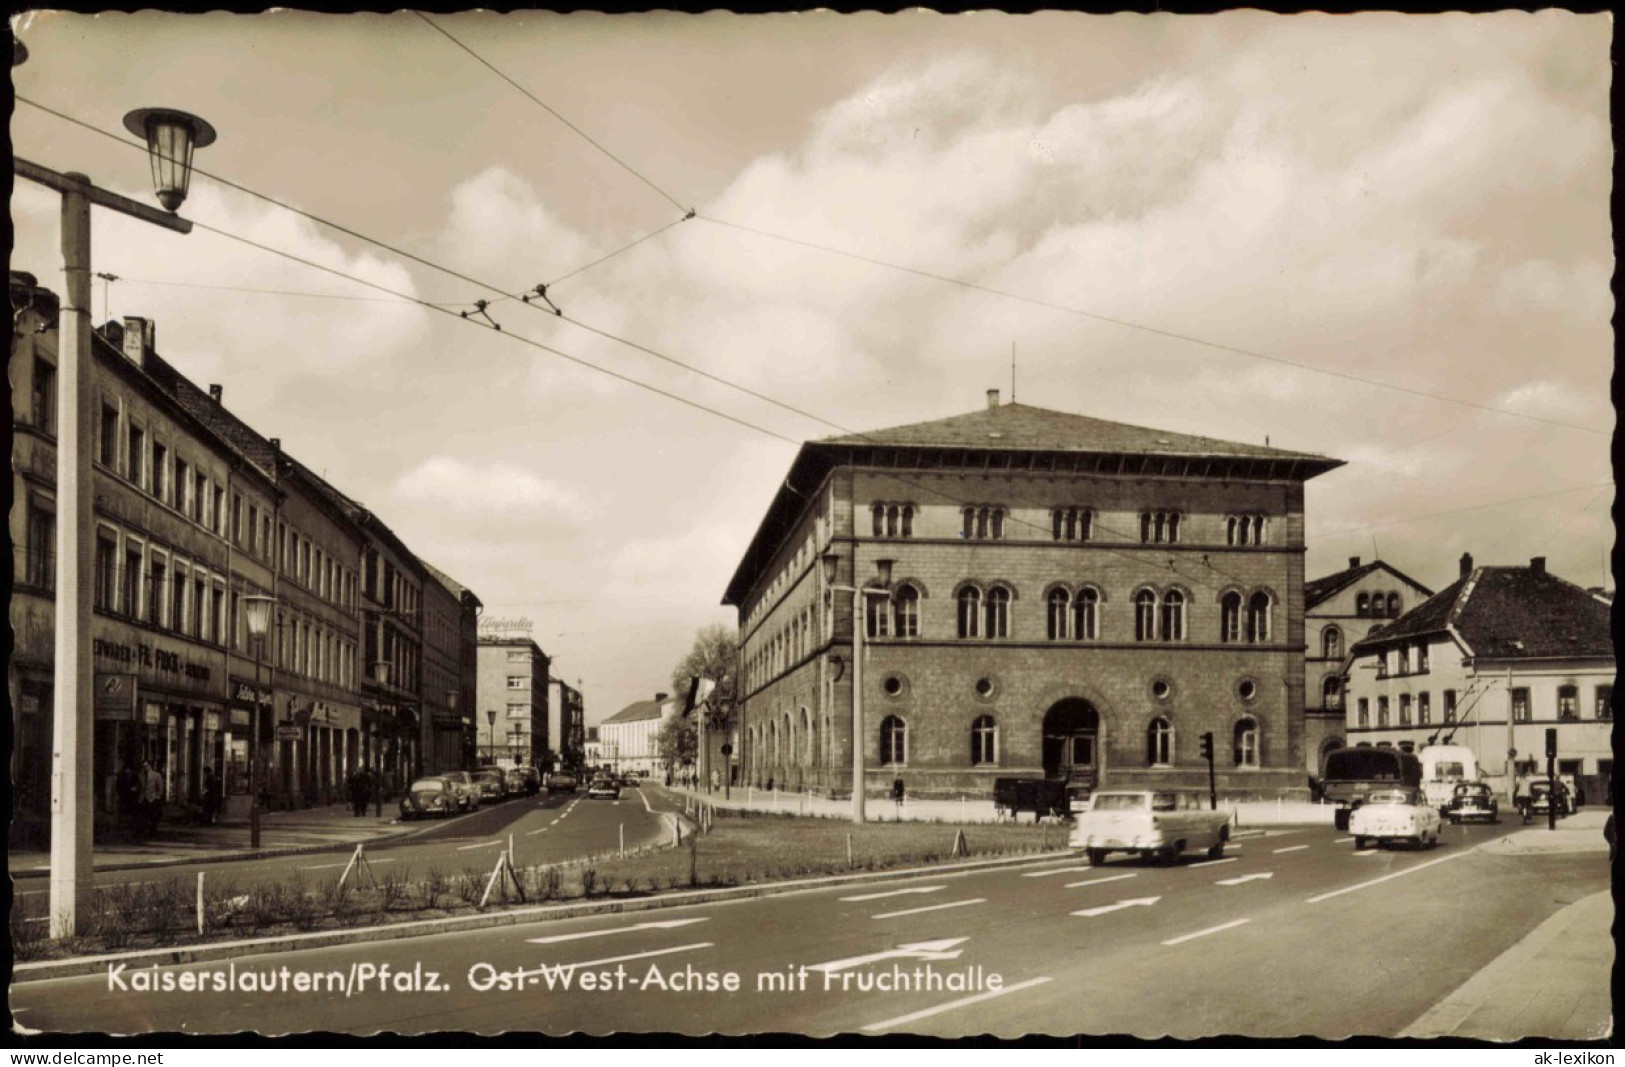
left=1313, top=480, right=1613, bottom=540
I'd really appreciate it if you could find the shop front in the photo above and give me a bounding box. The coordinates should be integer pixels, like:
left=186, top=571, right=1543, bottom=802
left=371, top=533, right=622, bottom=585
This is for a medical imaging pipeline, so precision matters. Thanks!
left=225, top=677, right=273, bottom=820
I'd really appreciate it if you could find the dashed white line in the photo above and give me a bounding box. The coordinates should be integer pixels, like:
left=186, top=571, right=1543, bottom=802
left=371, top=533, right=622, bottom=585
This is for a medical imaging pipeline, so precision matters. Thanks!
left=1186, top=857, right=1239, bottom=869
left=1306, top=850, right=1471, bottom=903
left=1022, top=866, right=1093, bottom=878
left=871, top=898, right=987, bottom=920
left=861, top=977, right=1053, bottom=1032
left=1272, top=845, right=1309, bottom=854
left=839, top=886, right=946, bottom=902
left=1062, top=873, right=1138, bottom=890
left=1162, top=918, right=1251, bottom=946
left=456, top=840, right=504, bottom=852
left=1333, top=836, right=1355, bottom=843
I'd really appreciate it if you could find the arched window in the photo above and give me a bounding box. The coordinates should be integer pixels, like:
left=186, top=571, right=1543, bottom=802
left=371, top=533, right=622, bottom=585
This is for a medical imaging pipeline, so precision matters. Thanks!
left=1356, top=593, right=1371, bottom=617
left=1220, top=592, right=1242, bottom=643
left=1047, top=588, right=1070, bottom=641
left=985, top=586, right=1010, bottom=638
left=1322, top=626, right=1342, bottom=660
left=962, top=507, right=975, bottom=539
left=1226, top=516, right=1238, bottom=545
left=1233, top=718, right=1258, bottom=768
left=1135, top=590, right=1157, bottom=642
left=1246, top=592, right=1271, bottom=643
left=970, top=715, right=997, bottom=765
left=1159, top=590, right=1185, bottom=642
left=885, top=504, right=899, bottom=537
left=1386, top=593, right=1401, bottom=617
left=900, top=505, right=913, bottom=538
left=785, top=715, right=795, bottom=766
left=879, top=715, right=907, bottom=766
left=1322, top=675, right=1342, bottom=710
left=1074, top=588, right=1099, bottom=641
left=1052, top=510, right=1064, bottom=540
left=770, top=720, right=779, bottom=765
left=990, top=508, right=1004, bottom=539
left=892, top=584, right=919, bottom=639
left=1147, top=717, right=1173, bottom=766
left=976, top=508, right=990, bottom=539
left=865, top=592, right=889, bottom=639
left=871, top=504, right=884, bottom=537
left=802, top=708, right=812, bottom=765
left=957, top=586, right=982, bottom=639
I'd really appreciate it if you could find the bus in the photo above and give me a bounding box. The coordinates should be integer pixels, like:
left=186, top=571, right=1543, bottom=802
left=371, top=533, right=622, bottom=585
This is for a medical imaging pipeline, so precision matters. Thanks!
left=1418, top=744, right=1479, bottom=814
left=1321, top=747, right=1423, bottom=830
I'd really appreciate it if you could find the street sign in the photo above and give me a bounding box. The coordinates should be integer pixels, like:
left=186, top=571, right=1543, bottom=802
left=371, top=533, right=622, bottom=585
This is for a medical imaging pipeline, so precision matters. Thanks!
left=276, top=725, right=301, bottom=741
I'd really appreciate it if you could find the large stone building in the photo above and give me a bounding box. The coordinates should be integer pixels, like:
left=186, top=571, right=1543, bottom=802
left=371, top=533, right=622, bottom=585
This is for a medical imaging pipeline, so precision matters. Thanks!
left=1301, top=556, right=1432, bottom=776
left=421, top=562, right=483, bottom=775
left=1341, top=554, right=1613, bottom=804
left=598, top=693, right=680, bottom=776
left=476, top=637, right=550, bottom=769
left=722, top=393, right=1344, bottom=800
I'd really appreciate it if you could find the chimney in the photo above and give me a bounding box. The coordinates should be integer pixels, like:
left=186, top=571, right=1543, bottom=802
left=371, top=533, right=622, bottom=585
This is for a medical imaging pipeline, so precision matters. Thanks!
left=269, top=438, right=281, bottom=453
left=209, top=384, right=223, bottom=404
left=986, top=389, right=1000, bottom=410
left=1460, top=552, right=1474, bottom=577
left=1348, top=556, right=1361, bottom=569
left=655, top=692, right=668, bottom=702
left=1530, top=556, right=1546, bottom=576
left=121, top=316, right=149, bottom=363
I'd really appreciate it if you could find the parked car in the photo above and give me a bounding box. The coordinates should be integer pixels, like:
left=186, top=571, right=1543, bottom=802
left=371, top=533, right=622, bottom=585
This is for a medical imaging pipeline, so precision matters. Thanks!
left=1522, top=779, right=1572, bottom=822
left=546, top=773, right=578, bottom=794
left=506, top=766, right=541, bottom=796
left=618, top=775, right=640, bottom=789
left=399, top=776, right=456, bottom=820
left=1350, top=788, right=1442, bottom=849
left=440, top=770, right=480, bottom=811
left=587, top=777, right=621, bottom=800
left=474, top=768, right=508, bottom=802
left=1069, top=789, right=1230, bottom=866
left=1445, top=781, right=1499, bottom=824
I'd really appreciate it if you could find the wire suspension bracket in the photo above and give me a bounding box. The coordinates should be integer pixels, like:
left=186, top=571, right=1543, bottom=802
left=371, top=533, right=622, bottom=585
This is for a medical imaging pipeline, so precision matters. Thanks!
left=521, top=283, right=562, bottom=316
left=460, top=299, right=503, bottom=330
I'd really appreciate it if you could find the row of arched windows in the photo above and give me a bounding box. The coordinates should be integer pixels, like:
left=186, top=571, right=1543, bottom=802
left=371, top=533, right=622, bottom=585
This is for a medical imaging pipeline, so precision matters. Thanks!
left=1146, top=717, right=1260, bottom=768
left=1356, top=591, right=1404, bottom=618
left=871, top=502, right=915, bottom=539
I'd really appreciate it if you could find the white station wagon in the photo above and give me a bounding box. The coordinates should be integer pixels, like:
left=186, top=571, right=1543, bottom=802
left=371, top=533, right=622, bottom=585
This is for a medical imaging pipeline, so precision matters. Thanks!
left=1349, top=788, right=1442, bottom=850
left=1069, top=789, right=1231, bottom=866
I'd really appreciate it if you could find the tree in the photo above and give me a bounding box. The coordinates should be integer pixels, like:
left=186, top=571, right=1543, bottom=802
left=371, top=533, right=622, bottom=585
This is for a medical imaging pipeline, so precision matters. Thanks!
left=670, top=623, right=739, bottom=730
left=656, top=714, right=697, bottom=767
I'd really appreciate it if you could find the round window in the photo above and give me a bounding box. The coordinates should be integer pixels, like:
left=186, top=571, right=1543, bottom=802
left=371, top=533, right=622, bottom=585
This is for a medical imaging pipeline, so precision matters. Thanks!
left=1150, top=678, right=1173, bottom=701
left=975, top=677, right=995, bottom=697
left=1238, top=679, right=1258, bottom=701
left=883, top=676, right=903, bottom=697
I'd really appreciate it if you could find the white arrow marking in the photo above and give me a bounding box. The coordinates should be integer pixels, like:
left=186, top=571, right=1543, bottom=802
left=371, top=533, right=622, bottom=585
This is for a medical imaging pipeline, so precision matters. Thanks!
left=1023, top=865, right=1093, bottom=878
left=1272, top=845, right=1309, bottom=854
left=1062, top=873, right=1139, bottom=889
left=1070, top=896, right=1161, bottom=918
left=807, top=937, right=969, bottom=974
left=1162, top=918, right=1251, bottom=946
left=1187, top=857, right=1239, bottom=869
left=862, top=977, right=1054, bottom=1033
left=526, top=917, right=709, bottom=945
left=871, top=898, right=985, bottom=920
left=839, top=885, right=946, bottom=902
left=1215, top=872, right=1274, bottom=886
left=1354, top=848, right=1383, bottom=857
left=1333, top=836, right=1354, bottom=843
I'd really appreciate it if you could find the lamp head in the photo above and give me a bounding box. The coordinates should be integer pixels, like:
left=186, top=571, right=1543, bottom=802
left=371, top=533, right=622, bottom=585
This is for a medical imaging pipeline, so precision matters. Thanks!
left=123, top=107, right=217, bottom=212
left=820, top=551, right=840, bottom=586
left=242, top=595, right=276, bottom=640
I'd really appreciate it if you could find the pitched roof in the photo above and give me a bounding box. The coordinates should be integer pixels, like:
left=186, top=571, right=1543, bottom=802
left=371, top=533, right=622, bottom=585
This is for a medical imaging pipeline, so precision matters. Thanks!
left=602, top=698, right=669, bottom=725
left=1350, top=565, right=1613, bottom=660
left=1305, top=558, right=1434, bottom=610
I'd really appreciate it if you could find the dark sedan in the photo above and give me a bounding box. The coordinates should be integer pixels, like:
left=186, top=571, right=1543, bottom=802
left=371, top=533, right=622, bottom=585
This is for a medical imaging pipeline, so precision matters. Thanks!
left=1445, top=781, right=1498, bottom=824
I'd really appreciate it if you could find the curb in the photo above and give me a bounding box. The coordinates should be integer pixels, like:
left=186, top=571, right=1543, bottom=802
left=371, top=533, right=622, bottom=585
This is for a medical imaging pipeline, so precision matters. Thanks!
left=12, top=848, right=1075, bottom=984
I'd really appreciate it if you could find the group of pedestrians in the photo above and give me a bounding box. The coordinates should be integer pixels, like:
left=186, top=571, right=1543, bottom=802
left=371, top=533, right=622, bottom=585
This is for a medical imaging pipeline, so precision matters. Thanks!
left=347, top=767, right=385, bottom=817
left=116, top=759, right=169, bottom=839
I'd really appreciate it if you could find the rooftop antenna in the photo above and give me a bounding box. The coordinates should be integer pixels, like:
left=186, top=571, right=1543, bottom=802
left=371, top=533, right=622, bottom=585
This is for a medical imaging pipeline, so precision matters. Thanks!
left=95, top=272, right=119, bottom=324
left=1011, top=342, right=1017, bottom=404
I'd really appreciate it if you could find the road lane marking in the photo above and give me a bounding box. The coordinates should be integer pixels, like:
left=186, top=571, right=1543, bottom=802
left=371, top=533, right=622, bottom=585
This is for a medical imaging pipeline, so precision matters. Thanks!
left=861, top=977, right=1053, bottom=1033
left=809, top=938, right=967, bottom=974
left=1215, top=872, right=1273, bottom=886
left=1162, top=918, right=1251, bottom=946
left=1333, top=837, right=1355, bottom=843
left=1353, top=849, right=1383, bottom=857
left=1071, top=896, right=1160, bottom=918
left=1186, top=857, right=1238, bottom=869
left=456, top=840, right=504, bottom=851
left=1272, top=845, right=1309, bottom=854
left=1022, top=866, right=1093, bottom=877
left=1062, top=873, right=1138, bottom=889
left=637, top=788, right=656, bottom=814
left=522, top=942, right=713, bottom=977
left=840, top=886, right=946, bottom=902
left=871, top=898, right=986, bottom=920
left=300, top=858, right=394, bottom=870
left=1306, top=850, right=1471, bottom=903
left=526, top=917, right=709, bottom=944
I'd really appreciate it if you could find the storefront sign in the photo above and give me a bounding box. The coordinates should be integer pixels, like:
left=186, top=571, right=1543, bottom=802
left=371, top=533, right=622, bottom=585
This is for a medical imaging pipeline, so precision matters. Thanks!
left=204, top=712, right=222, bottom=732
left=229, top=708, right=252, bottom=728
left=93, top=637, right=213, bottom=682
left=93, top=673, right=138, bottom=719
left=479, top=616, right=533, bottom=636
left=276, top=725, right=301, bottom=741
left=142, top=703, right=163, bottom=726
left=230, top=678, right=273, bottom=711
left=432, top=712, right=465, bottom=727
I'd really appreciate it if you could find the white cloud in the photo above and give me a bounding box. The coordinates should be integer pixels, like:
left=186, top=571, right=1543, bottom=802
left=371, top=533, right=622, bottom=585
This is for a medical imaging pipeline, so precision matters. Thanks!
left=389, top=456, right=592, bottom=522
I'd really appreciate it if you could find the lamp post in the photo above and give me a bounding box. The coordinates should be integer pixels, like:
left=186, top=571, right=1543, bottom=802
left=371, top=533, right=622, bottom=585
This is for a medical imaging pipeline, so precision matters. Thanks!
left=821, top=552, right=893, bottom=824
left=241, top=596, right=276, bottom=849
left=15, top=42, right=216, bottom=935
left=372, top=660, right=392, bottom=812
left=486, top=708, right=497, bottom=763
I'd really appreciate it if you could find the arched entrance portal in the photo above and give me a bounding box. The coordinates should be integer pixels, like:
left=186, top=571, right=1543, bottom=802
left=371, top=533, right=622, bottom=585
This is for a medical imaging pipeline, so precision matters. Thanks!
left=1042, top=699, right=1100, bottom=783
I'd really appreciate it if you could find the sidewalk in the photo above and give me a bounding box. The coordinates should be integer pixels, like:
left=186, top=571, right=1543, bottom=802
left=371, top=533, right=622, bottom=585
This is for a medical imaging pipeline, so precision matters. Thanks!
left=1402, top=809, right=1614, bottom=1042
left=8, top=803, right=415, bottom=877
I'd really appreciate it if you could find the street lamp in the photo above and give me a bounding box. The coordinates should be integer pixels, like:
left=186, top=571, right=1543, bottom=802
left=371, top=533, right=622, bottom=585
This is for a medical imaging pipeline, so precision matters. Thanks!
left=821, top=552, right=894, bottom=824
left=122, top=108, right=218, bottom=214
left=241, top=595, right=276, bottom=850
left=15, top=46, right=217, bottom=936
left=486, top=708, right=498, bottom=763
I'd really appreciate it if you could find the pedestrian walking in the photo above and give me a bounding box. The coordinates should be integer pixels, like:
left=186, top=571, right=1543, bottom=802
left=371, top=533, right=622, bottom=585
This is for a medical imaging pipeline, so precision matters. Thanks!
left=710, top=769, right=719, bottom=794
left=140, top=759, right=165, bottom=837
left=201, top=766, right=221, bottom=825
left=116, top=761, right=139, bottom=837
left=349, top=769, right=369, bottom=817
left=891, top=776, right=906, bottom=819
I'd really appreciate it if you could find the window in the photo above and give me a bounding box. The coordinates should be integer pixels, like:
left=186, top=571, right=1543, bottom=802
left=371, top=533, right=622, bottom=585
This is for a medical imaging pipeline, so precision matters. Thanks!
left=1322, top=676, right=1342, bottom=710
left=195, top=577, right=207, bottom=641
left=1396, top=645, right=1411, bottom=675
left=24, top=500, right=54, bottom=591
left=1377, top=697, right=1390, bottom=727
left=865, top=593, right=889, bottom=639
left=149, top=559, right=166, bottom=625
left=99, top=404, right=120, bottom=467
left=1418, top=692, right=1431, bottom=726
left=1322, top=627, right=1342, bottom=660
left=984, top=586, right=1010, bottom=638
left=211, top=588, right=224, bottom=645
left=232, top=494, right=244, bottom=543
left=1226, top=514, right=1267, bottom=546
left=960, top=505, right=1004, bottom=540
left=94, top=531, right=118, bottom=611
left=1357, top=698, right=1370, bottom=727
left=1557, top=685, right=1578, bottom=721
left=1356, top=593, right=1371, bottom=617
left=127, top=425, right=145, bottom=488
left=1597, top=685, right=1613, bottom=721
left=1511, top=687, right=1530, bottom=723
left=508, top=703, right=527, bottom=719
left=870, top=502, right=914, bottom=538
left=1047, top=589, right=1070, bottom=641
left=507, top=676, right=526, bottom=690
left=214, top=486, right=225, bottom=535
left=1051, top=507, right=1092, bottom=542
left=1233, top=719, right=1259, bottom=768
left=1140, top=510, right=1180, bottom=544
left=1220, top=592, right=1242, bottom=643
left=1398, top=694, right=1412, bottom=726
left=1386, top=593, right=1401, bottom=617
left=1147, top=717, right=1173, bottom=766
left=957, top=586, right=981, bottom=639
left=1240, top=592, right=1269, bottom=642
left=153, top=443, right=168, bottom=503
left=1135, top=590, right=1156, bottom=642
left=175, top=457, right=191, bottom=516
left=32, top=358, right=56, bottom=434
left=247, top=505, right=259, bottom=554
left=1159, top=590, right=1185, bottom=642
left=892, top=584, right=919, bottom=639
left=1375, top=651, right=1389, bottom=679
left=171, top=565, right=187, bottom=634
left=1074, top=588, right=1099, bottom=641
left=879, top=716, right=907, bottom=766
left=971, top=715, right=997, bottom=765
left=1415, top=643, right=1429, bottom=673
left=195, top=472, right=208, bottom=524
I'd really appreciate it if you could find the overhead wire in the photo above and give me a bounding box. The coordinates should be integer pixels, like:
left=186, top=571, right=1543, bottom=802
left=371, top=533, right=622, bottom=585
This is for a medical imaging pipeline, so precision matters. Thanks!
left=1313, top=480, right=1614, bottom=540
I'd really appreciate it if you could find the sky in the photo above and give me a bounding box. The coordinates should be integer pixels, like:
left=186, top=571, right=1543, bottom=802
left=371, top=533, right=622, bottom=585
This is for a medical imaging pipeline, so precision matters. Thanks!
left=10, top=11, right=1613, bottom=725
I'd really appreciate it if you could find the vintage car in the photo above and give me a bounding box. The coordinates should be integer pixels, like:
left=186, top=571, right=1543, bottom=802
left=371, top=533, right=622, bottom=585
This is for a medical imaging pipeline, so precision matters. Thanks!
left=1069, top=789, right=1230, bottom=866
left=546, top=773, right=578, bottom=794
left=506, top=766, right=542, bottom=797
left=1445, top=781, right=1499, bottom=824
left=1522, top=779, right=1572, bottom=821
left=586, top=777, right=621, bottom=800
left=399, top=776, right=455, bottom=820
left=440, top=770, right=480, bottom=811
left=1350, top=788, right=1442, bottom=849
left=474, top=768, right=508, bottom=802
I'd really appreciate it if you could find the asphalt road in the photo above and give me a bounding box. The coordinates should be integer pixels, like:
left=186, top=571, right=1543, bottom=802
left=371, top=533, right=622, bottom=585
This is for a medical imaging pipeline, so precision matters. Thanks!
left=12, top=816, right=1607, bottom=1038
left=12, top=785, right=677, bottom=907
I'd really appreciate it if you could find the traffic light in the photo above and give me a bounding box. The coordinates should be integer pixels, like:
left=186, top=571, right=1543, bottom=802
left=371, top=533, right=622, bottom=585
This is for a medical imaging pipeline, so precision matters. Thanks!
left=1200, top=732, right=1214, bottom=762
left=1545, top=728, right=1558, bottom=759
